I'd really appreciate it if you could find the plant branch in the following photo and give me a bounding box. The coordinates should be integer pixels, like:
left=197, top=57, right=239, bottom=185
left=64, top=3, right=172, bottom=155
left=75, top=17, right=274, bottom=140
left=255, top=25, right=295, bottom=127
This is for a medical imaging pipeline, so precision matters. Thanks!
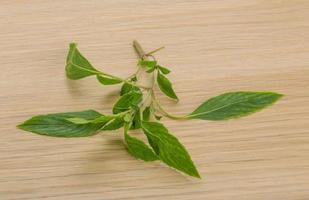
left=98, top=70, right=150, bottom=89
left=132, top=40, right=187, bottom=120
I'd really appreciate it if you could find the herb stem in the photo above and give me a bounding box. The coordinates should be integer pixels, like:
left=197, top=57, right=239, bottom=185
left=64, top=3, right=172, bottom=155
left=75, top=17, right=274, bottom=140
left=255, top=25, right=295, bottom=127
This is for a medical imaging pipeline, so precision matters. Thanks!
left=150, top=90, right=187, bottom=120
left=146, top=46, right=165, bottom=56
left=133, top=40, right=146, bottom=59
left=98, top=71, right=150, bottom=89
left=133, top=40, right=187, bottom=120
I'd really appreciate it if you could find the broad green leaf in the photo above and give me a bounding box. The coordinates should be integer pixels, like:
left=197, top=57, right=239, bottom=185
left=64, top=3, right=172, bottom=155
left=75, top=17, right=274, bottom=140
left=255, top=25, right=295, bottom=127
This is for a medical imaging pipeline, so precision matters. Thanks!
left=141, top=121, right=200, bottom=178
left=66, top=43, right=100, bottom=80
left=97, top=75, right=122, bottom=85
left=158, top=65, right=170, bottom=74
left=113, top=91, right=143, bottom=114
left=124, top=124, right=158, bottom=161
left=120, top=83, right=141, bottom=96
left=142, top=107, right=151, bottom=121
left=157, top=72, right=178, bottom=100
left=189, top=92, right=283, bottom=120
left=18, top=110, right=105, bottom=137
left=102, top=117, right=124, bottom=130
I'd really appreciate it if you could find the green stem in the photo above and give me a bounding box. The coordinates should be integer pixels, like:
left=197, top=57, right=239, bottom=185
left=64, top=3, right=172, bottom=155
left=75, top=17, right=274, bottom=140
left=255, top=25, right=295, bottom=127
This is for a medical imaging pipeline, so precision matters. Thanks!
left=132, top=40, right=187, bottom=120
left=146, top=46, right=165, bottom=56
left=150, top=90, right=187, bottom=120
left=99, top=71, right=150, bottom=89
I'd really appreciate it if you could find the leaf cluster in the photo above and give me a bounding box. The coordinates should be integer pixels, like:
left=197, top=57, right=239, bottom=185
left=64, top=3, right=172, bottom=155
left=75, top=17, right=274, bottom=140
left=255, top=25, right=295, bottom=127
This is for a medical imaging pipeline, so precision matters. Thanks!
left=18, top=41, right=283, bottom=178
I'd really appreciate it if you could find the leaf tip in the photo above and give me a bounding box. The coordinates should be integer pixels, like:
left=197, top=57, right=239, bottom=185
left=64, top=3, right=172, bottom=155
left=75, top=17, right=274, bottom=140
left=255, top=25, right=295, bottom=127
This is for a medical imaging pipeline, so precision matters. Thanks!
left=262, top=91, right=284, bottom=102
left=69, top=42, right=77, bottom=49
left=275, top=92, right=284, bottom=98
left=194, top=172, right=202, bottom=179
left=16, top=123, right=24, bottom=129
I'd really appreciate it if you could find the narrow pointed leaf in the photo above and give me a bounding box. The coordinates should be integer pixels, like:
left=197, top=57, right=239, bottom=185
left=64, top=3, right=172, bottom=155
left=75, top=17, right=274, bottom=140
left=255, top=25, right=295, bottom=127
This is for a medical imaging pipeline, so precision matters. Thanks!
left=97, top=75, right=122, bottom=85
left=158, top=65, right=170, bottom=74
left=141, top=121, right=200, bottom=178
left=18, top=110, right=105, bottom=137
left=190, top=92, right=283, bottom=120
left=124, top=124, right=158, bottom=161
left=157, top=72, right=178, bottom=100
left=66, top=43, right=100, bottom=80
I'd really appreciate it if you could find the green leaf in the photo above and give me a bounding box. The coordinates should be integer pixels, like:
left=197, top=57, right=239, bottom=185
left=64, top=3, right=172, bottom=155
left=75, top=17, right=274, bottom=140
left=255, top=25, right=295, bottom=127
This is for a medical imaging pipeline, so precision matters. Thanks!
left=101, top=117, right=124, bottom=130
left=18, top=110, right=105, bottom=137
left=142, top=107, right=151, bottom=121
left=67, top=115, right=114, bottom=125
left=120, top=83, right=141, bottom=96
left=124, top=124, right=158, bottom=161
left=158, top=65, right=170, bottom=74
left=157, top=72, right=178, bottom=100
left=66, top=117, right=92, bottom=124
left=146, top=66, right=156, bottom=73
left=138, top=60, right=157, bottom=71
left=97, top=75, right=122, bottom=85
left=189, top=92, right=283, bottom=120
left=113, top=91, right=143, bottom=114
left=130, top=109, right=141, bottom=130
left=66, top=43, right=100, bottom=80
left=141, top=121, right=200, bottom=178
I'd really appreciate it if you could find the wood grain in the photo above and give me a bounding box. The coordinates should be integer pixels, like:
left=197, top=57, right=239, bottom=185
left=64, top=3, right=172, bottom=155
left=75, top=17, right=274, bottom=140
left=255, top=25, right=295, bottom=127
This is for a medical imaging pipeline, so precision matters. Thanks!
left=1, top=0, right=309, bottom=199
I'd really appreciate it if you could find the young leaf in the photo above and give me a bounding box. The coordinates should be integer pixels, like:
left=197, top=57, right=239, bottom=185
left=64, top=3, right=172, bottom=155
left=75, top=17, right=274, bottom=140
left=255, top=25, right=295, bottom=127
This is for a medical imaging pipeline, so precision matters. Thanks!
left=18, top=110, right=105, bottom=137
left=124, top=124, right=158, bottom=161
left=141, top=121, right=200, bottom=178
left=113, top=91, right=143, bottom=114
left=120, top=83, right=141, bottom=96
left=66, top=43, right=100, bottom=80
left=189, top=92, right=283, bottom=120
left=146, top=66, right=156, bottom=73
left=158, top=65, right=170, bottom=74
left=157, top=72, right=178, bottom=100
left=138, top=60, right=157, bottom=71
left=97, top=75, right=122, bottom=85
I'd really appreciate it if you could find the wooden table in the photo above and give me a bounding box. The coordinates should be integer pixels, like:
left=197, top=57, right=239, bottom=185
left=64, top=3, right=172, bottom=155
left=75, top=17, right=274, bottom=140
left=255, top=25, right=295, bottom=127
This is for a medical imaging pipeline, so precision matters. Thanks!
left=1, top=1, right=309, bottom=199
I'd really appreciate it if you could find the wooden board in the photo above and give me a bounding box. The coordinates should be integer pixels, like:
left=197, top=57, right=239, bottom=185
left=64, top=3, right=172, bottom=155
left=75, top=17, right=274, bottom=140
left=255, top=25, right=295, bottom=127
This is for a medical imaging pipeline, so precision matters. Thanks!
left=1, top=1, right=309, bottom=199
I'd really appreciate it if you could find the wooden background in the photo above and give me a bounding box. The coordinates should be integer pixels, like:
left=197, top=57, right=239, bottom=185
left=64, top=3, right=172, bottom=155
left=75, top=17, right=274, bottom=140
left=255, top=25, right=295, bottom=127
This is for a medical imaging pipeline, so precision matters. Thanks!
left=1, top=0, right=309, bottom=199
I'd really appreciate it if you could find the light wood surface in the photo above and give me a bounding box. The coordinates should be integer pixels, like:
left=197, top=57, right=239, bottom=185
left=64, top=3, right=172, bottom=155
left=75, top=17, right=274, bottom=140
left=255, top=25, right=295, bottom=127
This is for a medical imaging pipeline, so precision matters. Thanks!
left=1, top=1, right=309, bottom=199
